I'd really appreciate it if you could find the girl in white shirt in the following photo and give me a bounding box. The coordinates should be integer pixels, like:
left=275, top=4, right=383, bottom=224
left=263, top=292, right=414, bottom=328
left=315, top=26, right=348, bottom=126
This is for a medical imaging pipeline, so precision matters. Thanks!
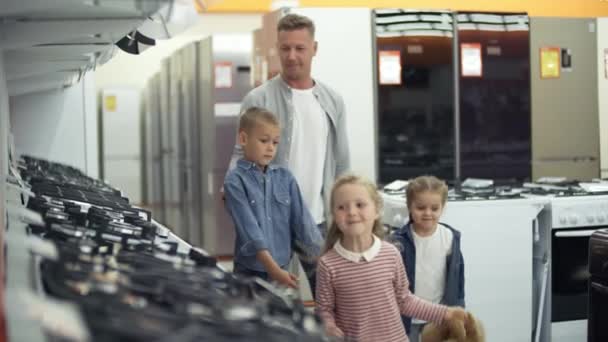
left=391, top=175, right=466, bottom=342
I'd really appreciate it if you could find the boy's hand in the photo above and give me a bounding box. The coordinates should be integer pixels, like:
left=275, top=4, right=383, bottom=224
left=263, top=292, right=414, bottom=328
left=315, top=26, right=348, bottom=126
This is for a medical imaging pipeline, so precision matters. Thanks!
left=269, top=269, right=298, bottom=288
left=445, top=307, right=467, bottom=340
left=325, top=324, right=344, bottom=338
left=256, top=250, right=297, bottom=288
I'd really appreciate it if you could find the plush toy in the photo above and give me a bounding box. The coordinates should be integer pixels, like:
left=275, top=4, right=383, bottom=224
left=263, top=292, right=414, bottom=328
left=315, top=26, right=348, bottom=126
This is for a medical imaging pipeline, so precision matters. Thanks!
left=420, top=312, right=485, bottom=342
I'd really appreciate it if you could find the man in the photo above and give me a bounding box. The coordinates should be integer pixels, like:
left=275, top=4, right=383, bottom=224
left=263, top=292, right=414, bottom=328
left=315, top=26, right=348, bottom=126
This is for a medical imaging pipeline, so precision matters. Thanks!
left=229, top=13, right=350, bottom=296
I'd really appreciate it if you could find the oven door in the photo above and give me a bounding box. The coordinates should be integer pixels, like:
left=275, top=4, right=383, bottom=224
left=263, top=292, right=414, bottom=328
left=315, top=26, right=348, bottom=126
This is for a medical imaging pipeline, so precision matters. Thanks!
left=588, top=278, right=608, bottom=342
left=551, top=227, right=608, bottom=322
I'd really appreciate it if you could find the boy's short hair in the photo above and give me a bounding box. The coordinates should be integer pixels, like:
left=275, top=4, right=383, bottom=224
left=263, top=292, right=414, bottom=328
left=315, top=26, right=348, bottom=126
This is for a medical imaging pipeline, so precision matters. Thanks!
left=239, top=107, right=280, bottom=133
left=277, top=13, right=315, bottom=38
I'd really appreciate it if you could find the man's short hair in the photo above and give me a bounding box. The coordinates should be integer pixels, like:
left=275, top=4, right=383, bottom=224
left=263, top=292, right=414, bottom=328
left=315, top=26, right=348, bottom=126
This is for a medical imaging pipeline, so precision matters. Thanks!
left=277, top=13, right=315, bottom=38
left=239, top=107, right=280, bottom=133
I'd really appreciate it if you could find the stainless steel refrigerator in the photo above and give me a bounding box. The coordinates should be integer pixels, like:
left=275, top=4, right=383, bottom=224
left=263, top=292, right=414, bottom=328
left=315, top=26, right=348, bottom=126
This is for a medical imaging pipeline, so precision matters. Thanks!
left=143, top=34, right=252, bottom=254
left=142, top=73, right=165, bottom=223
left=530, top=18, right=600, bottom=180
left=374, top=10, right=531, bottom=184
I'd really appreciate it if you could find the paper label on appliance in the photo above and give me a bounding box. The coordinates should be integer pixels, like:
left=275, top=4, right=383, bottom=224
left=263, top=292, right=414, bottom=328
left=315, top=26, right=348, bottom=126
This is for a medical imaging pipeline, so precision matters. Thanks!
left=215, top=102, right=241, bottom=117
left=407, top=45, right=423, bottom=54
left=604, top=48, right=608, bottom=79
left=214, top=62, right=233, bottom=88
left=461, top=43, right=482, bottom=77
left=540, top=47, right=560, bottom=79
left=104, top=95, right=117, bottom=112
left=379, top=50, right=402, bottom=85
left=486, top=46, right=501, bottom=56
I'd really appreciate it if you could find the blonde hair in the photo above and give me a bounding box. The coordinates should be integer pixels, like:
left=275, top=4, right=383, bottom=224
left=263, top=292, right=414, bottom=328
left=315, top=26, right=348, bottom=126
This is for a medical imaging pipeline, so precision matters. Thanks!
left=323, top=174, right=384, bottom=255
left=278, top=13, right=315, bottom=37
left=406, top=175, right=448, bottom=209
left=238, top=107, right=279, bottom=133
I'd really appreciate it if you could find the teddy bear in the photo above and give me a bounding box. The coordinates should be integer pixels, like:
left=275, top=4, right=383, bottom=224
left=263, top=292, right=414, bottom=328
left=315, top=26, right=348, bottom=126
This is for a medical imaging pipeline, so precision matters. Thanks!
left=420, top=311, right=485, bottom=342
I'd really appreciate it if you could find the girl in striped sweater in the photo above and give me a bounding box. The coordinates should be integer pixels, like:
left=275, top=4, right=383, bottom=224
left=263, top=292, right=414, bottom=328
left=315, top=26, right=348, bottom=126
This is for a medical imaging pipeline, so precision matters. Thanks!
left=315, top=174, right=467, bottom=341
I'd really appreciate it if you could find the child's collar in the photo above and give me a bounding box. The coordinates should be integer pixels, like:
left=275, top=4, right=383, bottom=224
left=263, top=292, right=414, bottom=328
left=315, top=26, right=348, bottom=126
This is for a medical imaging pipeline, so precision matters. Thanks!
left=237, top=159, right=279, bottom=172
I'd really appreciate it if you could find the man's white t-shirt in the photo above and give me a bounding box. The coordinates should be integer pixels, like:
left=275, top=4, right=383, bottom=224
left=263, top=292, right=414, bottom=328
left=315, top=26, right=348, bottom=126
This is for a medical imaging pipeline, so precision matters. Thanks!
left=412, top=223, right=453, bottom=324
left=288, top=87, right=328, bottom=224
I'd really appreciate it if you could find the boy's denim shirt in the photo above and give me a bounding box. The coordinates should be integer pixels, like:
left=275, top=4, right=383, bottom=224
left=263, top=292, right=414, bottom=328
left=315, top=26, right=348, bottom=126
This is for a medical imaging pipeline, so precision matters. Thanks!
left=228, top=75, right=350, bottom=212
left=224, top=158, right=323, bottom=273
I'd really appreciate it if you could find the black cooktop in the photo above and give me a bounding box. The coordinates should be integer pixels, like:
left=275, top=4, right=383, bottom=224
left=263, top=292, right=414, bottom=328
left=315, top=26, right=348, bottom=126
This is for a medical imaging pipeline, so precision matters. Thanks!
left=384, top=179, right=608, bottom=202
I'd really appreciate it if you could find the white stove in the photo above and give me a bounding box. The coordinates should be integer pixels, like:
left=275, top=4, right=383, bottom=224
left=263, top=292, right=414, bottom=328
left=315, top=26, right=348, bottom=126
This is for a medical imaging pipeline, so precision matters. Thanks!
left=540, top=195, right=608, bottom=342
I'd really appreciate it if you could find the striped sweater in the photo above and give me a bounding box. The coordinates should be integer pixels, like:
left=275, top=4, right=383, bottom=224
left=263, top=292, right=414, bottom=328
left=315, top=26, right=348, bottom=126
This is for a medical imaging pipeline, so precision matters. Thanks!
left=316, top=241, right=448, bottom=342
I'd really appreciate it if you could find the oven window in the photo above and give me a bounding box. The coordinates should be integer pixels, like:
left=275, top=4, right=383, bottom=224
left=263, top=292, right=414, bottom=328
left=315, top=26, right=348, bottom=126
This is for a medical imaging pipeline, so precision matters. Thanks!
left=551, top=228, right=597, bottom=322
left=589, top=279, right=608, bottom=342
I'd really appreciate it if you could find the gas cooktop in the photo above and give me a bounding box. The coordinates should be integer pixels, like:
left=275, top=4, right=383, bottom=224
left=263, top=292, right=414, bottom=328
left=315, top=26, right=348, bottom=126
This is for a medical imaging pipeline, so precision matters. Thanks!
left=383, top=178, right=608, bottom=202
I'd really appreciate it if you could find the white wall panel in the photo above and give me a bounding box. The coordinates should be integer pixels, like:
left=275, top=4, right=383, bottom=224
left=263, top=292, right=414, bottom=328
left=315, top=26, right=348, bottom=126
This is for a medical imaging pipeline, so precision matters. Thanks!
left=83, top=72, right=99, bottom=179
left=9, top=73, right=98, bottom=177
left=101, top=87, right=141, bottom=155
left=291, top=7, right=377, bottom=181
left=100, top=86, right=142, bottom=203
left=598, top=18, right=608, bottom=178
left=1, top=52, right=8, bottom=234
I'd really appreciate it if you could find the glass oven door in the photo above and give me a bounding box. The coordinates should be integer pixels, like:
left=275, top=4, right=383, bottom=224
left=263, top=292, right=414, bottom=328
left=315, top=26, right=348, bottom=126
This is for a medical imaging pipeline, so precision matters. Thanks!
left=588, top=278, right=608, bottom=342
left=551, top=227, right=608, bottom=322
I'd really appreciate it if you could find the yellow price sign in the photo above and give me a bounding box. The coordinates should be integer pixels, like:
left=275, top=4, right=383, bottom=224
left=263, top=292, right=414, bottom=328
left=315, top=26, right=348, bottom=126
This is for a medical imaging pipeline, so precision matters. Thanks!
left=104, top=95, right=117, bottom=112
left=540, top=47, right=560, bottom=79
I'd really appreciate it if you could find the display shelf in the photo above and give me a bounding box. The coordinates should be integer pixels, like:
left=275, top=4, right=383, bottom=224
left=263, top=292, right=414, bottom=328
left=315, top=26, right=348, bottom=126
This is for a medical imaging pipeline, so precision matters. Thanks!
left=0, top=0, right=174, bottom=95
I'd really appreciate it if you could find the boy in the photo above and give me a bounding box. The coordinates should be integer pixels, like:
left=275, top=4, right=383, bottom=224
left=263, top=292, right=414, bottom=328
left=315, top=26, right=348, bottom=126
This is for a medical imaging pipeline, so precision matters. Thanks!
left=224, top=107, right=323, bottom=288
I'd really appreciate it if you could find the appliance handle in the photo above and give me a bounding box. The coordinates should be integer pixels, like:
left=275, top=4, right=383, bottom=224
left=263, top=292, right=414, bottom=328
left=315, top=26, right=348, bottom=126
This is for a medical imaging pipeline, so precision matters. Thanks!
left=533, top=218, right=540, bottom=243
left=591, top=282, right=608, bottom=295
left=536, top=156, right=597, bottom=162
left=534, top=261, right=549, bottom=342
left=555, top=229, right=599, bottom=238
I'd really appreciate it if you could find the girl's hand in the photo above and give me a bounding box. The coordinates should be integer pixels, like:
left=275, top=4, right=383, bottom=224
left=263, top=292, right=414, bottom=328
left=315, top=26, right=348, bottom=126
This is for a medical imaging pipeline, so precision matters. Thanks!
left=445, top=307, right=467, bottom=340
left=446, top=307, right=467, bottom=322
left=325, top=324, right=345, bottom=338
